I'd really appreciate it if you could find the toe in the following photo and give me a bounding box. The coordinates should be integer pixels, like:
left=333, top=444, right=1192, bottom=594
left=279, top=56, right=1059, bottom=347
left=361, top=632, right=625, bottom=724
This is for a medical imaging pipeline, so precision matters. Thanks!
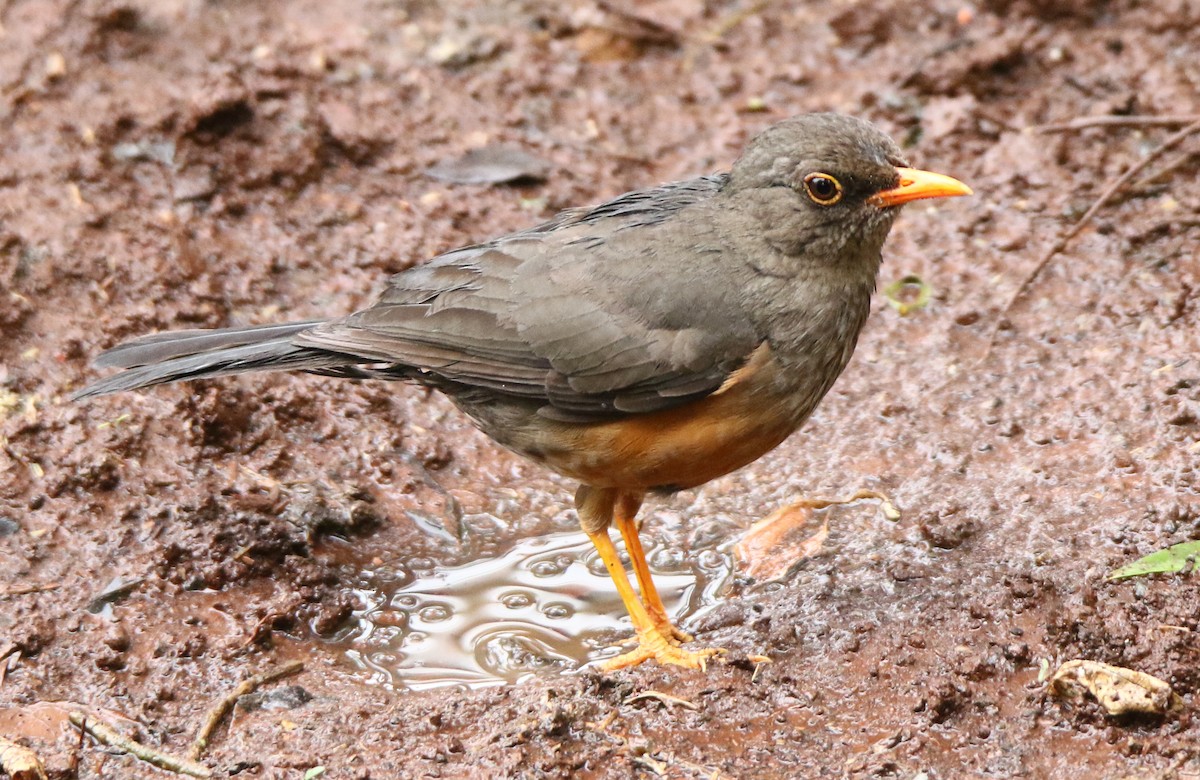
left=598, top=635, right=725, bottom=672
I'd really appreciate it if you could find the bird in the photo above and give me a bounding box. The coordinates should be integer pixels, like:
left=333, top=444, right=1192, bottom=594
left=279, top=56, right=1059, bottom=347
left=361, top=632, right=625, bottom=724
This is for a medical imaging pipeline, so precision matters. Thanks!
left=76, top=113, right=971, bottom=672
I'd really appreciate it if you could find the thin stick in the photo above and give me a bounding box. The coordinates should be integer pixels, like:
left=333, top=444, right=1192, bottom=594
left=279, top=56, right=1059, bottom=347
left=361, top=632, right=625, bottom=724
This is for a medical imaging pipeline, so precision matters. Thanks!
left=583, top=718, right=727, bottom=779
left=998, top=118, right=1200, bottom=323
left=70, top=708, right=85, bottom=777
left=624, top=690, right=699, bottom=710
left=0, top=642, right=16, bottom=687
left=1131, top=150, right=1200, bottom=190
left=190, top=660, right=304, bottom=760
left=69, top=712, right=211, bottom=778
left=1037, top=115, right=1200, bottom=133
left=0, top=582, right=61, bottom=597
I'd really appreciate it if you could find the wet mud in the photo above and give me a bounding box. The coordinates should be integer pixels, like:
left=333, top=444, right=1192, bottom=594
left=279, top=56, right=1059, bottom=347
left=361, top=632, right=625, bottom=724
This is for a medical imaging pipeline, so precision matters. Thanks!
left=2, top=0, right=1199, bottom=777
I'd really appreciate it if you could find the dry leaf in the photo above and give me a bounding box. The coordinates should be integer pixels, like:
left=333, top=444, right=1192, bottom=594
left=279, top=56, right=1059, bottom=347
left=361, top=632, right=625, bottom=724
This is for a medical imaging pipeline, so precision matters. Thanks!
left=572, top=1, right=681, bottom=62
left=0, top=738, right=47, bottom=780
left=0, top=702, right=138, bottom=779
left=735, top=502, right=828, bottom=581
left=735, top=491, right=896, bottom=581
left=1048, top=660, right=1181, bottom=716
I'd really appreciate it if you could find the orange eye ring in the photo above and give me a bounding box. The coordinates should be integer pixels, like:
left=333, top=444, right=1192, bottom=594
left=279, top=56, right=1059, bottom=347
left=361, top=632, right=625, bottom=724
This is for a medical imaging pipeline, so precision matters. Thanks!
left=803, top=172, right=843, bottom=205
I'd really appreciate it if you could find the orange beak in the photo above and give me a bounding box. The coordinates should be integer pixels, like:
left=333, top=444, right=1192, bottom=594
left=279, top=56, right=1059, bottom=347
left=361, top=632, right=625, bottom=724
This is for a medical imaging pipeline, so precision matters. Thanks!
left=868, top=167, right=973, bottom=208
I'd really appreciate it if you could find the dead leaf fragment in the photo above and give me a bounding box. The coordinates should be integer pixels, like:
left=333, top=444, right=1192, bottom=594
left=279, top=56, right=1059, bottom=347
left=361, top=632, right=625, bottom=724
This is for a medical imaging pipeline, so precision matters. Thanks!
left=0, top=738, right=47, bottom=780
left=735, top=503, right=828, bottom=581
left=0, top=702, right=135, bottom=778
left=1048, top=660, right=1181, bottom=716
left=736, top=490, right=897, bottom=581
left=425, top=145, right=551, bottom=185
left=596, top=0, right=686, bottom=44
left=427, top=30, right=503, bottom=68
left=572, top=1, right=681, bottom=62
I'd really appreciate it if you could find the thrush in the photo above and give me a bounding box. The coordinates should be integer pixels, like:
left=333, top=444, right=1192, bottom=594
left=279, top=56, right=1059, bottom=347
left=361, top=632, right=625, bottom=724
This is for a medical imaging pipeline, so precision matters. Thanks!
left=77, top=113, right=971, bottom=671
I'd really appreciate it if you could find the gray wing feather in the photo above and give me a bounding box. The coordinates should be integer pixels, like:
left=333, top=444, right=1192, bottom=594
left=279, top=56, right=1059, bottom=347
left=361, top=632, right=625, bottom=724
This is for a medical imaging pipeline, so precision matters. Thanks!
left=296, top=175, right=760, bottom=421
left=82, top=174, right=760, bottom=421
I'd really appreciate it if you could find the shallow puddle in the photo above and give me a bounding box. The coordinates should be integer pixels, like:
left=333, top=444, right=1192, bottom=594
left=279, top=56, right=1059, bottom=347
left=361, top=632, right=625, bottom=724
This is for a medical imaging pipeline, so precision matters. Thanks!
left=335, top=530, right=735, bottom=691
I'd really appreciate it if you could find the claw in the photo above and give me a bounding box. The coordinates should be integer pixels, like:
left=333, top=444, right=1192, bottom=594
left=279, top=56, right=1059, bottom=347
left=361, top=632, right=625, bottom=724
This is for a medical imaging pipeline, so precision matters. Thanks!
left=599, top=623, right=724, bottom=671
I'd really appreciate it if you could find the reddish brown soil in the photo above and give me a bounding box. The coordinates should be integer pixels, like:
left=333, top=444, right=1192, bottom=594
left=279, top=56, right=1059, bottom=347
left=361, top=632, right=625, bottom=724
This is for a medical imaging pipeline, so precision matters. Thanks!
left=2, top=0, right=1200, bottom=777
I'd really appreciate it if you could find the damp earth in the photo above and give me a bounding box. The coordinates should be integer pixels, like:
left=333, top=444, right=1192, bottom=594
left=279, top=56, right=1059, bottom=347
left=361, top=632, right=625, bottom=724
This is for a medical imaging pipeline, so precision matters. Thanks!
left=2, top=0, right=1200, bottom=777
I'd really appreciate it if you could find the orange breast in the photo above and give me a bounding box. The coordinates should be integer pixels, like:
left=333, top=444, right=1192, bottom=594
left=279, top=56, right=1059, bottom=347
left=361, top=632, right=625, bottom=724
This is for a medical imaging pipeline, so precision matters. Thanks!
left=538, top=344, right=805, bottom=490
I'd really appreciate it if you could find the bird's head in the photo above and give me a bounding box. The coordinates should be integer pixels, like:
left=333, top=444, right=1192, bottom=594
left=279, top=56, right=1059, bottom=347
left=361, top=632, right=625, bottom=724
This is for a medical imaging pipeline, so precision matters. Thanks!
left=726, top=113, right=971, bottom=275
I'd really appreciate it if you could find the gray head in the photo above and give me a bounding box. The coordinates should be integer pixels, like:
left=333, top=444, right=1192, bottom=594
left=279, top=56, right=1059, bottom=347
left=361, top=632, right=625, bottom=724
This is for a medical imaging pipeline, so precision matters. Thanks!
left=724, top=113, right=970, bottom=274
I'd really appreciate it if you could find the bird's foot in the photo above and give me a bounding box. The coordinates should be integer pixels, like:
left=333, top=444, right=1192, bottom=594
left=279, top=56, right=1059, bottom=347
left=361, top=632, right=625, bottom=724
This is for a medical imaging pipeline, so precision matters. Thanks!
left=599, top=624, right=723, bottom=671
left=645, top=610, right=693, bottom=644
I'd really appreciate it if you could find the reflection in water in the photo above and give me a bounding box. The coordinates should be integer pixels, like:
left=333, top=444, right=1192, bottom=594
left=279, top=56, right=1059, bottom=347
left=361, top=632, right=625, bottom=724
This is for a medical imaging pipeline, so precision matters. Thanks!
left=339, top=531, right=733, bottom=691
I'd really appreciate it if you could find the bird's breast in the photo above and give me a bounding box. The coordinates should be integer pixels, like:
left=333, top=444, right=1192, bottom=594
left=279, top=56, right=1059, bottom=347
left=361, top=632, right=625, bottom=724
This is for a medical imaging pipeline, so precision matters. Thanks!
left=525, top=343, right=821, bottom=490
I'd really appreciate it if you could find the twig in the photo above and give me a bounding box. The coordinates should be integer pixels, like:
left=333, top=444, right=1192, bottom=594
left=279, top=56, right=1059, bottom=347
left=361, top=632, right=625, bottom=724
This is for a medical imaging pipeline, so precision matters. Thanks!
left=70, top=708, right=85, bottom=777
left=1036, top=114, right=1200, bottom=133
left=0, top=642, right=17, bottom=686
left=398, top=452, right=465, bottom=543
left=582, top=710, right=729, bottom=779
left=654, top=750, right=731, bottom=779
left=786, top=488, right=900, bottom=520
left=624, top=690, right=698, bottom=710
left=748, top=489, right=899, bottom=527
left=633, top=752, right=669, bottom=775
left=995, top=118, right=1200, bottom=328
left=190, top=660, right=304, bottom=760
left=0, top=582, right=61, bottom=597
left=69, top=712, right=211, bottom=778
left=748, top=654, right=773, bottom=683
left=583, top=709, right=618, bottom=732
left=1131, top=150, right=1200, bottom=190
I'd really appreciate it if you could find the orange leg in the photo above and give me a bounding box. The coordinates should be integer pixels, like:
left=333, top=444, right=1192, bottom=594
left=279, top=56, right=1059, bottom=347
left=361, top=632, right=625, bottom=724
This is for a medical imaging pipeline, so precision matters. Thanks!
left=587, top=528, right=721, bottom=671
left=613, top=492, right=692, bottom=643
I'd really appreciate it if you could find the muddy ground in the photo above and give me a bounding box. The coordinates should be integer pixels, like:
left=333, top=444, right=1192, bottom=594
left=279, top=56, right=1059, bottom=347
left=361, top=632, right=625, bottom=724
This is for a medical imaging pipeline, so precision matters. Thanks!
left=2, top=0, right=1200, bottom=777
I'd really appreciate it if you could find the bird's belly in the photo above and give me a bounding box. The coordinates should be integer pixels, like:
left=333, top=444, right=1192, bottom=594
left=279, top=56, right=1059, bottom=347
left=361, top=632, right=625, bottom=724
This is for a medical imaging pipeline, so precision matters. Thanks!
left=533, top=354, right=813, bottom=490
left=549, top=400, right=799, bottom=490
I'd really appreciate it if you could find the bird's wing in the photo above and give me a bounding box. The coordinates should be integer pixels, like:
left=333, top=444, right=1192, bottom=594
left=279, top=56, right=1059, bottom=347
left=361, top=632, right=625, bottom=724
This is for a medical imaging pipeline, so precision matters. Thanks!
left=295, top=175, right=763, bottom=421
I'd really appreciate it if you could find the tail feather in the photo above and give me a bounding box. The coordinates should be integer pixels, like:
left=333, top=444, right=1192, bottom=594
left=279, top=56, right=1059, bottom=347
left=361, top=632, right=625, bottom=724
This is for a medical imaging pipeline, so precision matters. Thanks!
left=95, top=320, right=325, bottom=369
left=74, top=320, right=350, bottom=400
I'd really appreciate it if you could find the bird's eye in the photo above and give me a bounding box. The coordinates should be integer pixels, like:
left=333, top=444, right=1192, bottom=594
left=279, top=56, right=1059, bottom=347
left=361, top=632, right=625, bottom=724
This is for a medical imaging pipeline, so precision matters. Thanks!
left=803, top=173, right=843, bottom=205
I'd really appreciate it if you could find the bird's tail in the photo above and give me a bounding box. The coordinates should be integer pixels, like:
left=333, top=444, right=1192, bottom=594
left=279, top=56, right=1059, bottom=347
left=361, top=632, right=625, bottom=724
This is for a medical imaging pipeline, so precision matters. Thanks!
left=74, top=320, right=353, bottom=399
